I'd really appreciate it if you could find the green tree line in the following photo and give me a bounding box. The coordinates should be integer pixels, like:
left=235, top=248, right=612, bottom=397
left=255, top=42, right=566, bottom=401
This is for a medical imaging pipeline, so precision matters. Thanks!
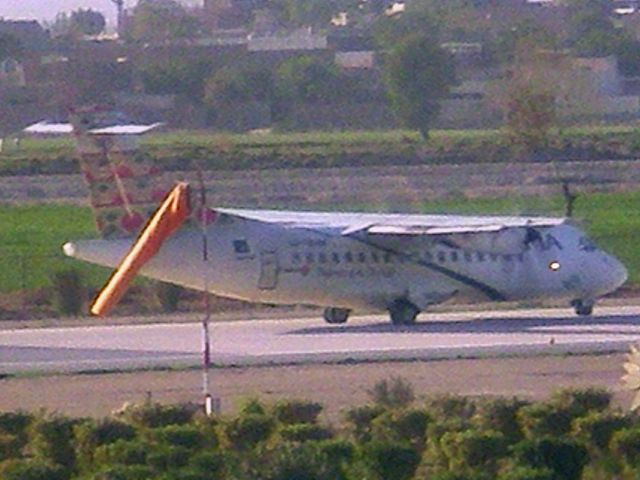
left=2, top=381, right=640, bottom=479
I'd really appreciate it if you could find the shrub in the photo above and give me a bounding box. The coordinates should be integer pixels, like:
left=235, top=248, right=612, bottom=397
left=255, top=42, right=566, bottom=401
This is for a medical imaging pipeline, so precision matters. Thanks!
left=74, top=419, right=137, bottom=472
left=361, top=440, right=421, bottom=480
left=371, top=408, right=431, bottom=450
left=572, top=412, right=631, bottom=452
left=114, top=402, right=198, bottom=429
left=0, top=411, right=32, bottom=460
left=188, top=451, right=227, bottom=477
left=258, top=442, right=346, bottom=480
left=280, top=423, right=333, bottom=442
left=90, top=463, right=155, bottom=480
left=51, top=269, right=85, bottom=316
left=237, top=397, right=266, bottom=416
left=368, top=377, right=415, bottom=409
left=93, top=439, right=149, bottom=467
left=610, top=427, right=640, bottom=466
left=424, top=394, right=477, bottom=424
left=224, top=413, right=275, bottom=450
left=146, top=444, right=191, bottom=471
left=317, top=438, right=355, bottom=463
left=28, top=414, right=79, bottom=473
left=272, top=400, right=323, bottom=425
left=156, top=282, right=183, bottom=313
left=510, top=437, right=589, bottom=480
left=0, top=458, right=67, bottom=480
left=426, top=472, right=492, bottom=480
left=440, top=429, right=507, bottom=474
left=0, top=411, right=33, bottom=437
left=517, top=403, right=574, bottom=438
left=0, top=433, right=21, bottom=461
left=498, top=465, right=554, bottom=480
left=149, top=424, right=208, bottom=449
left=551, top=388, right=611, bottom=417
left=473, top=398, right=529, bottom=444
left=343, top=404, right=386, bottom=443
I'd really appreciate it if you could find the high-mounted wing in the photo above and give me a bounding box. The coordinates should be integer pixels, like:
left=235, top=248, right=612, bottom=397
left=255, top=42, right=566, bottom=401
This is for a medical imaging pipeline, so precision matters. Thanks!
left=218, top=208, right=565, bottom=234
left=219, top=208, right=567, bottom=254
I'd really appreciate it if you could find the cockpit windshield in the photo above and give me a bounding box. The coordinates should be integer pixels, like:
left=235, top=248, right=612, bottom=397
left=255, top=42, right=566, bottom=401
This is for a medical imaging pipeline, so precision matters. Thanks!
left=579, top=236, right=598, bottom=252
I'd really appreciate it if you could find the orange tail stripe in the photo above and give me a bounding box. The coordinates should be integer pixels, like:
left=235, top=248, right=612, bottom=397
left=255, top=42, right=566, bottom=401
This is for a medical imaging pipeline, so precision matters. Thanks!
left=91, top=182, right=192, bottom=316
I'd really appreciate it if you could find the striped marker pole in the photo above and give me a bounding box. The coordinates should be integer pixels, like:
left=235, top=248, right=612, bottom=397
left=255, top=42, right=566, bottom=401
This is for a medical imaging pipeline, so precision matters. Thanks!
left=198, top=168, right=215, bottom=416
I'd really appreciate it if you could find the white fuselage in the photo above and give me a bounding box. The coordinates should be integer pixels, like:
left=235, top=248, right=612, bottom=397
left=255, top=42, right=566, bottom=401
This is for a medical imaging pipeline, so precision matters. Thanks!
left=66, top=213, right=628, bottom=314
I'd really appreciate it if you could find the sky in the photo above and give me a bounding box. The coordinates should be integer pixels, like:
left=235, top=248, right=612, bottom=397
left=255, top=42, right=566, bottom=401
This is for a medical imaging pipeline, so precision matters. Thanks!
left=0, top=0, right=201, bottom=27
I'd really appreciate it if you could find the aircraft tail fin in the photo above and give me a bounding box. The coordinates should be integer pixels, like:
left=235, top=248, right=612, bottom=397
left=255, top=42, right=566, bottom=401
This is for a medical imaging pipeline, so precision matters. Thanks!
left=26, top=107, right=172, bottom=239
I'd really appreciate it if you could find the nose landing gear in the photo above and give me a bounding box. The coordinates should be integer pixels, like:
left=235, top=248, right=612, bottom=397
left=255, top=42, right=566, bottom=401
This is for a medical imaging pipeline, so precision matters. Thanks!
left=323, top=307, right=350, bottom=324
left=572, top=299, right=594, bottom=316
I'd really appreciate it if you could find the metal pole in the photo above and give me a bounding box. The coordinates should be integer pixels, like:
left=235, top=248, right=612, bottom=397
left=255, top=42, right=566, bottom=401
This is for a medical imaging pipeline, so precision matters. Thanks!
left=198, top=169, right=218, bottom=415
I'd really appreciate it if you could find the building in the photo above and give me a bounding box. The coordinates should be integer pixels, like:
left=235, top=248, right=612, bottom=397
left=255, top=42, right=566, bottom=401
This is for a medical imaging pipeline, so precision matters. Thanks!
left=0, top=20, right=49, bottom=53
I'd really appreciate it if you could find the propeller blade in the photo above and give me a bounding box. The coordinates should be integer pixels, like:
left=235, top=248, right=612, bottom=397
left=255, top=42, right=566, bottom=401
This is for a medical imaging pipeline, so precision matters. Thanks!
left=91, top=182, right=191, bottom=316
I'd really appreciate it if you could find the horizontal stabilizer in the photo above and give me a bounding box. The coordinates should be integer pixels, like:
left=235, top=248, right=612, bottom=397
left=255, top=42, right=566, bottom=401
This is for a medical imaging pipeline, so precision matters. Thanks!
left=23, top=122, right=73, bottom=134
left=23, top=121, right=163, bottom=136
left=91, top=182, right=191, bottom=316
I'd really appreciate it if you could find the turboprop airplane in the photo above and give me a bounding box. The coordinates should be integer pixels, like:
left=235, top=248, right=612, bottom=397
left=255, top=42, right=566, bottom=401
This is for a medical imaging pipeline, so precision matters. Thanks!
left=25, top=110, right=628, bottom=325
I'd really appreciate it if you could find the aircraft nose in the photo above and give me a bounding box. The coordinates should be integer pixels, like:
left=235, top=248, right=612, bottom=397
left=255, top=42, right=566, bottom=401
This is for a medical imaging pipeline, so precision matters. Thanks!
left=603, top=254, right=628, bottom=293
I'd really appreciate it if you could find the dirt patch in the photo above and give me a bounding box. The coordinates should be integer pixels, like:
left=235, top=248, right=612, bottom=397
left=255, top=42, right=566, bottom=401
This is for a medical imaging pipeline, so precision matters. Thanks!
left=0, top=354, right=632, bottom=420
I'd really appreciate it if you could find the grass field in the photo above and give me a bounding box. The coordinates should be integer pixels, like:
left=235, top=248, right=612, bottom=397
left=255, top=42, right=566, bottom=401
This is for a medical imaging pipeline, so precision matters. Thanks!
left=2, top=190, right=640, bottom=293
left=4, top=124, right=640, bottom=176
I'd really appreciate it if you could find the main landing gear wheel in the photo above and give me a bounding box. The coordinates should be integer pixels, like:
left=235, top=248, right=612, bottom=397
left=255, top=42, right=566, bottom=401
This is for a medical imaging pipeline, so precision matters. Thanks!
left=572, top=299, right=594, bottom=316
left=323, top=307, right=350, bottom=324
left=389, top=299, right=420, bottom=326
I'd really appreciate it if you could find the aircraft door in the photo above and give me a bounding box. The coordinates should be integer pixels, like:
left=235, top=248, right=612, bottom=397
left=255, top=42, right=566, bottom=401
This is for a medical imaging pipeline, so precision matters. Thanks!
left=258, top=250, right=279, bottom=290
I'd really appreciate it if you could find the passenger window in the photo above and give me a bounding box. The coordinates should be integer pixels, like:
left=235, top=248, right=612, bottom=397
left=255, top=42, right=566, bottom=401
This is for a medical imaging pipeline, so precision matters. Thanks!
left=358, top=252, right=366, bottom=263
left=345, top=252, right=353, bottom=263
left=450, top=251, right=458, bottom=262
left=332, top=252, right=340, bottom=264
left=464, top=252, right=472, bottom=262
left=318, top=252, right=327, bottom=264
left=477, top=252, right=485, bottom=262
left=306, top=253, right=315, bottom=263
left=233, top=239, right=250, bottom=254
left=383, top=252, right=392, bottom=263
left=437, top=251, right=446, bottom=263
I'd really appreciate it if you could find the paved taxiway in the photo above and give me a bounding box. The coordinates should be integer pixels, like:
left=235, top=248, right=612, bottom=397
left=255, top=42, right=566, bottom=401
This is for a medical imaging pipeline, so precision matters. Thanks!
left=2, top=306, right=640, bottom=374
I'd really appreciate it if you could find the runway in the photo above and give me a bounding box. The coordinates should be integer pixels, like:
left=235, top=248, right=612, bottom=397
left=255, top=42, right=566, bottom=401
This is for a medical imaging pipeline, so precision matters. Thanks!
left=2, top=305, right=640, bottom=374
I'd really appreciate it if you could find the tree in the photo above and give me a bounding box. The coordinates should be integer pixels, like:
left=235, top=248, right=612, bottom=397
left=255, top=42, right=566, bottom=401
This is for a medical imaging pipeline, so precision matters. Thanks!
left=130, top=0, right=202, bottom=44
left=70, top=9, right=106, bottom=36
left=137, top=56, right=213, bottom=101
left=485, top=19, right=558, bottom=66
left=0, top=34, right=23, bottom=60
left=382, top=33, right=456, bottom=140
left=270, top=0, right=358, bottom=28
left=372, top=2, right=441, bottom=48
left=563, top=0, right=627, bottom=57
left=276, top=56, right=341, bottom=104
left=205, top=65, right=275, bottom=106
left=491, top=44, right=571, bottom=152
left=49, top=9, right=106, bottom=38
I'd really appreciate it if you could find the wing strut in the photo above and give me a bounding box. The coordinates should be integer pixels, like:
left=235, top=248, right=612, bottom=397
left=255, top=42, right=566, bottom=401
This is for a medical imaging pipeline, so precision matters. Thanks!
left=91, top=183, right=192, bottom=316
